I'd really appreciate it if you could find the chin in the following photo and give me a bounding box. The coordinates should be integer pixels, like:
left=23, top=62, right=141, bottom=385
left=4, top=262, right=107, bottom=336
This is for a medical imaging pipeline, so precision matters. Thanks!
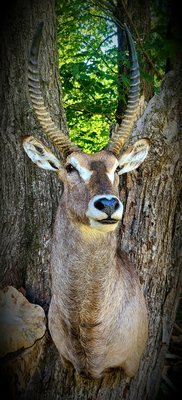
left=89, top=218, right=119, bottom=232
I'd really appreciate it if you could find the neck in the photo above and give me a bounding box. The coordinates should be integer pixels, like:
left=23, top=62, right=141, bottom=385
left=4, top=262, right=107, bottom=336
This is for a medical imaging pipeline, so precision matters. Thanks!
left=74, top=222, right=117, bottom=277
left=52, top=196, right=119, bottom=290
left=51, top=197, right=126, bottom=335
left=58, top=204, right=117, bottom=270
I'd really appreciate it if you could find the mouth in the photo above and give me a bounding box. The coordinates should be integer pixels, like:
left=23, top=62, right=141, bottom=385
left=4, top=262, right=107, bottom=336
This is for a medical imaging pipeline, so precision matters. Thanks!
left=99, top=218, right=119, bottom=225
left=88, top=217, right=120, bottom=232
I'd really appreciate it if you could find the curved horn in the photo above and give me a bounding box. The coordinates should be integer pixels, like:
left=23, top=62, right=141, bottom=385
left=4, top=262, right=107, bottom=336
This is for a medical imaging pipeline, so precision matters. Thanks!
left=28, top=22, right=79, bottom=157
left=108, top=24, right=140, bottom=156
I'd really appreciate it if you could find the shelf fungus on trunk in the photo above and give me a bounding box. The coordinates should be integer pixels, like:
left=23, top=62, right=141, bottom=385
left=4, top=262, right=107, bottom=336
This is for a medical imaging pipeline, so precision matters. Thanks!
left=0, top=286, right=46, bottom=394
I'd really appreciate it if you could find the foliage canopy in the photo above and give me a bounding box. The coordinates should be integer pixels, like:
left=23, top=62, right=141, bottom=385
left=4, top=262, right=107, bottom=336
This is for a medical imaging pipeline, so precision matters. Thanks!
left=56, top=0, right=172, bottom=153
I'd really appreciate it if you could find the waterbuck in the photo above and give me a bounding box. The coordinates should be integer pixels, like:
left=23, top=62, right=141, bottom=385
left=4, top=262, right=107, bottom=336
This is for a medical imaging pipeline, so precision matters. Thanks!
left=23, top=23, right=149, bottom=379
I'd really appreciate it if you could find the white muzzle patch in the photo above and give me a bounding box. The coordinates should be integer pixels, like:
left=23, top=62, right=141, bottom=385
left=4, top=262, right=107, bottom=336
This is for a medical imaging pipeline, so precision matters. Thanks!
left=86, top=194, right=123, bottom=232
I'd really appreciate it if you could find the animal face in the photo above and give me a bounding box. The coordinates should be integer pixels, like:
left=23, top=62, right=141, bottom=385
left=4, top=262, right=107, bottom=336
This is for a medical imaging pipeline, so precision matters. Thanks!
left=23, top=22, right=150, bottom=232
left=23, top=136, right=149, bottom=232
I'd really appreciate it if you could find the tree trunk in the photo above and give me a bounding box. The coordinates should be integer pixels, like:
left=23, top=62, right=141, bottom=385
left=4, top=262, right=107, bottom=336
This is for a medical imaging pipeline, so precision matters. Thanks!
left=25, top=68, right=181, bottom=400
left=0, top=1, right=181, bottom=400
left=0, top=0, right=67, bottom=308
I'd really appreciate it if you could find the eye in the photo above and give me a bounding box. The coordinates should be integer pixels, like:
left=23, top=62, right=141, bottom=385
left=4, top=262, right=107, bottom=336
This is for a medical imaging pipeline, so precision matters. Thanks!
left=115, top=166, right=120, bottom=174
left=66, top=164, right=76, bottom=173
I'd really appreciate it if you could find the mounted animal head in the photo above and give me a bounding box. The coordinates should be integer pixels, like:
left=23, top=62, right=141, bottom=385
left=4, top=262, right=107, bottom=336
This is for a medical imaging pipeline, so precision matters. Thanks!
left=23, top=23, right=150, bottom=233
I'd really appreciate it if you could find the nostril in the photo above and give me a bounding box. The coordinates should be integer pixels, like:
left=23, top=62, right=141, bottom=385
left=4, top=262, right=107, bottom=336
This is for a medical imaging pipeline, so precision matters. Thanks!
left=94, top=200, right=105, bottom=211
left=94, top=197, right=120, bottom=215
left=114, top=199, right=120, bottom=211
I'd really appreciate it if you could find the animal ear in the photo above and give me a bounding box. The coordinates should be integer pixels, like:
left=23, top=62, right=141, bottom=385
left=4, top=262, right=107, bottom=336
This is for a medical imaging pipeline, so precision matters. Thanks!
left=117, top=139, right=150, bottom=175
left=22, top=136, right=62, bottom=171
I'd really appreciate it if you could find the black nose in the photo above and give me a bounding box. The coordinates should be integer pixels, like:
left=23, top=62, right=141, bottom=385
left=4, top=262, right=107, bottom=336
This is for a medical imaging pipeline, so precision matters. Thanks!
left=94, top=197, right=120, bottom=217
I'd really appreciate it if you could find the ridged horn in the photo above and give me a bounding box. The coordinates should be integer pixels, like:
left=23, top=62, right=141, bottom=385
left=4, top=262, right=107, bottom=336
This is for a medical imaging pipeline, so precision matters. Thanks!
left=108, top=24, right=140, bottom=156
left=28, top=22, right=79, bottom=157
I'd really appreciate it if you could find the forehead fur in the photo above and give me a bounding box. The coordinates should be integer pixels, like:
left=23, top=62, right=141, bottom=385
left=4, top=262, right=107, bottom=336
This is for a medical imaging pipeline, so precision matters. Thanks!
left=66, top=150, right=118, bottom=172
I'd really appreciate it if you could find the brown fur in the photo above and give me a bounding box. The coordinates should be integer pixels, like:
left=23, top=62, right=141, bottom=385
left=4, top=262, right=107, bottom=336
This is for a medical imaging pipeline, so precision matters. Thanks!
left=48, top=150, right=148, bottom=379
left=25, top=21, right=149, bottom=379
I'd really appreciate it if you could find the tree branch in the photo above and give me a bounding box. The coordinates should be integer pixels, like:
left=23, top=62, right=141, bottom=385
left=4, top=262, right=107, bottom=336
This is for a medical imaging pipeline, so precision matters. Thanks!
left=93, top=0, right=163, bottom=80
left=89, top=12, right=113, bottom=23
left=119, top=0, right=163, bottom=79
left=81, top=38, right=117, bottom=75
left=65, top=103, right=113, bottom=122
left=97, top=33, right=116, bottom=49
left=92, top=0, right=116, bottom=14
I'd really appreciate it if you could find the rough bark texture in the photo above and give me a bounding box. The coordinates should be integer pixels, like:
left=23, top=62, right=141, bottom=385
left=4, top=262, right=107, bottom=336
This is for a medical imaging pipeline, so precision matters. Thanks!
left=0, top=1, right=181, bottom=399
left=24, top=68, right=181, bottom=400
left=0, top=0, right=66, bottom=308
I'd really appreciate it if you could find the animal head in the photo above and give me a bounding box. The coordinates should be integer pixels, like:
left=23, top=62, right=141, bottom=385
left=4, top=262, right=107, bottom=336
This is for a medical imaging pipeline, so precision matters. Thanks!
left=23, top=23, right=149, bottom=233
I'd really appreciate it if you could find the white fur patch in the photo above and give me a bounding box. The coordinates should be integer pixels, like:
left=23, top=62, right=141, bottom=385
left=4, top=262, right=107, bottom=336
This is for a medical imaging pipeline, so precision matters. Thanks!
left=86, top=194, right=123, bottom=222
left=69, top=156, right=93, bottom=181
left=106, top=160, right=119, bottom=183
left=89, top=219, right=119, bottom=232
left=118, top=139, right=150, bottom=175
left=23, top=136, right=61, bottom=171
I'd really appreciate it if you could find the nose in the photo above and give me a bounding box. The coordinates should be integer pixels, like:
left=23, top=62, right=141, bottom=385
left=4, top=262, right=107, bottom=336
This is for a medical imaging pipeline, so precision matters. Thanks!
left=94, top=197, right=120, bottom=218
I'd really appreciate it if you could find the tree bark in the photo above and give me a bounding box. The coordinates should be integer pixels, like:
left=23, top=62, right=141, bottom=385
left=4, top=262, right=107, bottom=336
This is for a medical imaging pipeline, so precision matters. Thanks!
left=0, top=1, right=181, bottom=399
left=24, top=67, right=181, bottom=400
left=0, top=0, right=67, bottom=308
